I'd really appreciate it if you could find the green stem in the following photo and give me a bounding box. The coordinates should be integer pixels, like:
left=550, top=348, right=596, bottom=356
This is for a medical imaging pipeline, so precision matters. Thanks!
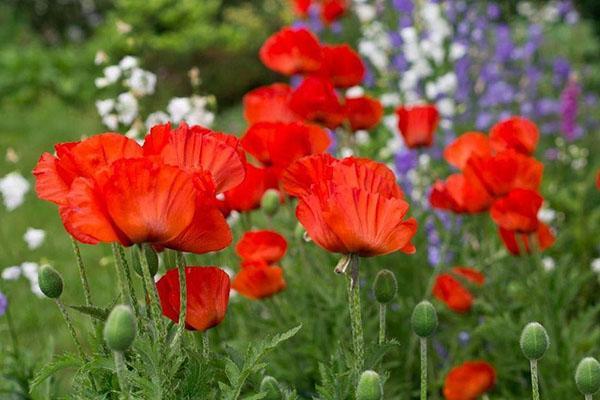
left=378, top=303, right=386, bottom=345
left=113, top=351, right=130, bottom=399
left=4, top=296, right=21, bottom=362
left=111, top=243, right=130, bottom=306
left=346, top=255, right=364, bottom=379
left=56, top=299, right=86, bottom=359
left=70, top=237, right=98, bottom=329
left=420, top=338, right=428, bottom=400
left=117, top=245, right=139, bottom=318
left=585, top=395, right=592, bottom=400
left=172, top=252, right=187, bottom=347
left=202, top=332, right=210, bottom=360
left=138, top=245, right=161, bottom=335
left=530, top=359, right=540, bottom=400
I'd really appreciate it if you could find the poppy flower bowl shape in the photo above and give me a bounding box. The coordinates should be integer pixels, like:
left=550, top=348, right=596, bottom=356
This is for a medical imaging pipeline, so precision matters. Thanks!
left=395, top=104, right=440, bottom=148
left=235, top=230, right=287, bottom=264
left=259, top=27, right=322, bottom=76
left=242, top=83, right=299, bottom=124
left=344, top=96, right=384, bottom=132
left=156, top=267, right=230, bottom=331
left=289, top=76, right=345, bottom=129
left=317, top=44, right=365, bottom=88
left=443, top=361, right=496, bottom=400
left=232, top=260, right=286, bottom=300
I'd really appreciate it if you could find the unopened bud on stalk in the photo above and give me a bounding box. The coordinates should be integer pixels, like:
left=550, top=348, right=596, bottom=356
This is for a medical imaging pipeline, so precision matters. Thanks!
left=132, top=244, right=158, bottom=277
left=260, top=375, right=282, bottom=400
left=575, top=357, right=600, bottom=395
left=261, top=189, right=280, bottom=217
left=356, top=370, right=383, bottom=400
left=520, top=322, right=550, bottom=360
left=373, top=269, right=397, bottom=304
left=411, top=301, right=438, bottom=338
left=38, top=265, right=63, bottom=299
left=104, top=305, right=136, bottom=352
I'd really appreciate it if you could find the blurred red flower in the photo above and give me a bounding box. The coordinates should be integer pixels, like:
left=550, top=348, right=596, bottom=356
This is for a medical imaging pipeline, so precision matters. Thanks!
left=429, top=173, right=493, bottom=214
left=489, top=116, right=539, bottom=155
left=321, top=0, right=347, bottom=24
left=344, top=96, right=383, bottom=131
left=433, top=274, right=473, bottom=313
left=395, top=104, right=440, bottom=148
left=232, top=260, right=286, bottom=300
left=235, top=230, right=288, bottom=264
left=243, top=83, right=300, bottom=124
left=156, top=266, right=230, bottom=331
left=499, top=223, right=556, bottom=256
left=224, top=164, right=276, bottom=212
left=316, top=44, right=365, bottom=88
left=490, top=188, right=543, bottom=233
left=289, top=76, right=345, bottom=129
left=259, top=27, right=322, bottom=76
left=443, top=132, right=491, bottom=170
left=443, top=361, right=496, bottom=400
left=451, top=267, right=485, bottom=286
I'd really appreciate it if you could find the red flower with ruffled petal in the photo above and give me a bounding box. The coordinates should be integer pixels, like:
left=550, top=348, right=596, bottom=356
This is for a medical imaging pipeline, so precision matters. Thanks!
left=259, top=27, right=322, bottom=76
left=243, top=83, right=300, bottom=124
left=490, top=189, right=543, bottom=233
left=316, top=44, right=365, bottom=88
left=443, top=361, right=496, bottom=400
left=396, top=104, right=440, bottom=148
left=499, top=222, right=555, bottom=256
left=289, top=76, right=345, bottom=129
left=224, top=164, right=276, bottom=212
left=433, top=274, right=473, bottom=313
left=321, top=0, right=347, bottom=23
left=282, top=154, right=417, bottom=257
left=156, top=266, right=230, bottom=331
left=443, top=132, right=491, bottom=170
left=451, top=267, right=485, bottom=286
left=344, top=96, right=383, bottom=131
left=429, top=173, right=493, bottom=214
left=236, top=230, right=287, bottom=264
left=232, top=260, right=286, bottom=300
left=490, top=116, right=539, bottom=155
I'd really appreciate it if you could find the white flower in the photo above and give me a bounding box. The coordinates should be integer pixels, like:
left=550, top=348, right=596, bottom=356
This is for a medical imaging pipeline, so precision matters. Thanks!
left=437, top=72, right=458, bottom=94
left=126, top=68, right=157, bottom=96
left=592, top=258, right=600, bottom=274
left=103, top=65, right=121, bottom=84
left=2, top=266, right=21, bottom=280
left=94, top=50, right=108, bottom=65
left=437, top=98, right=456, bottom=117
left=450, top=43, right=467, bottom=60
left=426, top=81, right=439, bottom=99
left=354, top=3, right=376, bottom=22
left=102, top=114, right=119, bottom=130
left=346, top=86, right=365, bottom=99
left=95, top=99, right=115, bottom=116
left=116, top=92, right=139, bottom=125
left=355, top=131, right=370, bottom=145
left=23, top=228, right=46, bottom=250
left=541, top=257, right=556, bottom=272
left=227, top=211, right=240, bottom=226
left=21, top=262, right=39, bottom=281
left=167, top=97, right=192, bottom=123
left=340, top=147, right=354, bottom=157
left=94, top=77, right=110, bottom=88
left=145, top=111, right=170, bottom=129
left=538, top=208, right=556, bottom=223
left=119, top=56, right=138, bottom=70
left=0, top=172, right=30, bottom=211
left=380, top=93, right=400, bottom=107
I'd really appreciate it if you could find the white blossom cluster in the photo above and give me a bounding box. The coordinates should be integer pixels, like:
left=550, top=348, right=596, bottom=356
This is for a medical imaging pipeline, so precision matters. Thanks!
left=0, top=172, right=30, bottom=211
left=517, top=1, right=578, bottom=24
left=1, top=262, right=46, bottom=298
left=145, top=95, right=216, bottom=130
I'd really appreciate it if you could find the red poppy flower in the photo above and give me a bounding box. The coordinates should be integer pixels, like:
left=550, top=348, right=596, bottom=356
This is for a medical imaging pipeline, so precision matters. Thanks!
left=289, top=76, right=345, bottom=129
left=451, top=267, right=485, bottom=286
left=443, top=132, right=491, bottom=170
left=243, top=83, right=300, bottom=124
left=433, top=274, right=473, bottom=313
left=499, top=222, right=555, bottom=256
left=316, top=44, right=365, bottom=88
left=464, top=150, right=543, bottom=198
left=156, top=266, right=230, bottom=331
left=236, top=230, right=287, bottom=264
left=232, top=260, right=286, bottom=300
left=259, top=27, right=322, bottom=76
left=241, top=122, right=330, bottom=173
left=321, top=0, right=347, bottom=23
left=443, top=361, right=496, bottom=400
left=33, top=133, right=143, bottom=206
left=490, top=116, right=539, bottom=155
left=429, top=173, right=493, bottom=214
left=224, top=163, right=275, bottom=212
left=344, top=96, right=383, bottom=131
left=282, top=154, right=417, bottom=257
left=291, top=0, right=311, bottom=17
left=395, top=104, right=440, bottom=148
left=490, top=189, right=543, bottom=233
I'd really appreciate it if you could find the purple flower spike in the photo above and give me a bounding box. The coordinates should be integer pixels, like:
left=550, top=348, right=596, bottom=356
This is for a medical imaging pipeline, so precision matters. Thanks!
left=0, top=291, right=7, bottom=317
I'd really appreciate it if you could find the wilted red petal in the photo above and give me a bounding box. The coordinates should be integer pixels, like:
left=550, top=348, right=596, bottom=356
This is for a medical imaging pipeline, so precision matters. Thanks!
left=289, top=76, right=345, bottom=129
left=236, top=230, right=288, bottom=263
left=344, top=96, right=383, bottom=131
left=396, top=104, right=440, bottom=148
left=490, top=116, right=539, bottom=155
left=259, top=27, right=322, bottom=75
left=443, top=361, right=496, bottom=400
left=443, top=132, right=491, bottom=170
left=232, top=261, right=286, bottom=300
left=316, top=44, right=365, bottom=88
left=243, top=83, right=300, bottom=124
left=490, top=189, right=543, bottom=233
left=451, top=267, right=485, bottom=286
left=433, top=274, right=473, bottom=313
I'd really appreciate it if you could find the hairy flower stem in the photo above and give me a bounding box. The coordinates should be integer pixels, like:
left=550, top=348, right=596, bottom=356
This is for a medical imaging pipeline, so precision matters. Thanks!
left=530, top=359, right=540, bottom=400
left=70, top=237, right=98, bottom=329
left=111, top=244, right=133, bottom=308
left=137, top=245, right=161, bottom=336
left=113, top=351, right=131, bottom=399
left=346, top=255, right=364, bottom=379
left=172, top=252, right=187, bottom=347
left=203, top=332, right=210, bottom=360
left=55, top=299, right=86, bottom=359
left=420, top=338, right=428, bottom=400
left=378, top=303, right=386, bottom=344
left=117, top=245, right=139, bottom=318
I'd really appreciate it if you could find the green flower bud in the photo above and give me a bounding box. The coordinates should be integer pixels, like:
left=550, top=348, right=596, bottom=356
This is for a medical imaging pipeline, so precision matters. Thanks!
left=104, top=305, right=136, bottom=352
left=294, top=223, right=306, bottom=241
left=38, top=265, right=63, bottom=299
left=260, top=375, right=282, bottom=400
left=411, top=301, right=438, bottom=338
left=373, top=269, right=397, bottom=304
left=132, top=244, right=158, bottom=277
left=575, top=357, right=600, bottom=395
left=520, top=322, right=550, bottom=360
left=261, top=189, right=280, bottom=217
left=356, top=370, right=383, bottom=400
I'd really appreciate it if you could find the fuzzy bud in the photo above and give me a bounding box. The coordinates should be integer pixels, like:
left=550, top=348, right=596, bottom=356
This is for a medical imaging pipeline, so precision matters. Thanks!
left=411, top=301, right=438, bottom=338
left=38, top=265, right=63, bottom=299
left=260, top=375, right=282, bottom=400
left=356, top=370, right=383, bottom=400
left=373, top=269, right=397, bottom=304
left=520, top=322, right=550, bottom=360
left=132, top=244, right=159, bottom=277
left=261, top=189, right=280, bottom=217
left=104, top=305, right=136, bottom=352
left=575, top=357, right=600, bottom=395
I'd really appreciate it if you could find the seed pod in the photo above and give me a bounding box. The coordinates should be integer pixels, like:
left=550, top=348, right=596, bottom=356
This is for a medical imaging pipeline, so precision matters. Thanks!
left=520, top=322, right=550, bottom=360
left=575, top=357, right=600, bottom=395
left=104, top=305, right=136, bottom=352
left=131, top=244, right=159, bottom=277
left=38, top=265, right=63, bottom=299
left=356, top=370, right=383, bottom=400
left=261, top=189, right=280, bottom=217
left=411, top=301, right=438, bottom=338
left=373, top=269, right=397, bottom=304
left=260, top=375, right=282, bottom=400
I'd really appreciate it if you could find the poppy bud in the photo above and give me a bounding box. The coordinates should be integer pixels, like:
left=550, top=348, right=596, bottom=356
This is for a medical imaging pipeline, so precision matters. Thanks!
left=294, top=222, right=306, bottom=241
left=575, top=357, right=600, bottom=395
left=356, top=370, right=383, bottom=400
left=104, top=305, right=136, bottom=352
left=260, top=375, right=282, bottom=400
left=373, top=269, right=397, bottom=304
left=261, top=189, right=280, bottom=217
left=38, top=265, right=63, bottom=299
left=131, top=244, right=159, bottom=277
left=411, top=301, right=438, bottom=338
left=520, top=322, right=550, bottom=360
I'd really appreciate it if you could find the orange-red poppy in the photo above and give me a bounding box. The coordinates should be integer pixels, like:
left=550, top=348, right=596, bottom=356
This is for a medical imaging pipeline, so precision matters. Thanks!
left=489, top=116, right=539, bottom=155
left=490, top=189, right=543, bottom=233
left=291, top=0, right=311, bottom=17
left=156, top=266, right=230, bottom=331
left=395, top=104, right=440, bottom=148
left=443, top=361, right=496, bottom=400
left=282, top=154, right=417, bottom=257
left=429, top=173, right=493, bottom=214
left=344, top=96, right=383, bottom=131
left=224, top=163, right=275, bottom=212
left=232, top=260, right=286, bottom=300
left=451, top=267, right=485, bottom=286
left=316, top=44, right=365, bottom=88
left=499, top=222, right=556, bottom=256
left=259, top=27, right=322, bottom=76
left=243, top=83, right=300, bottom=125
left=433, top=274, right=473, bottom=313
left=235, top=230, right=287, bottom=264
left=321, top=0, right=347, bottom=23
left=443, top=132, right=492, bottom=170
left=289, top=76, right=345, bottom=129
